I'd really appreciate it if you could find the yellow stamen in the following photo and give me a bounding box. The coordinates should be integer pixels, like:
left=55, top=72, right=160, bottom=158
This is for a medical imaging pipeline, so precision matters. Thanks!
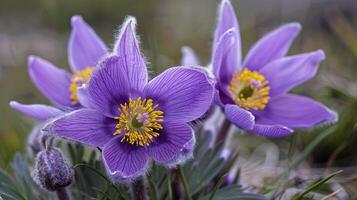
left=114, top=97, right=164, bottom=147
left=228, top=68, right=270, bottom=110
left=69, top=67, right=95, bottom=105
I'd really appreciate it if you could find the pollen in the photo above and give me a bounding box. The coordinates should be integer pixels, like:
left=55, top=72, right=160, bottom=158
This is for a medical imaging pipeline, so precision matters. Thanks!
left=69, top=67, right=95, bottom=105
left=228, top=68, right=270, bottom=110
left=114, top=97, right=164, bottom=147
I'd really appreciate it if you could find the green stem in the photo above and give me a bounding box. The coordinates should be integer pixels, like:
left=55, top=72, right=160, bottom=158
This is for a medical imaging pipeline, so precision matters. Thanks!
left=146, top=175, right=158, bottom=200
left=167, top=175, right=173, bottom=200
left=178, top=166, right=192, bottom=200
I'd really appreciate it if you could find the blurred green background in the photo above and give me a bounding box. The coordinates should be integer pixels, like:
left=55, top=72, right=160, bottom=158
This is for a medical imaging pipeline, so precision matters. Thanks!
left=1, top=0, right=357, bottom=191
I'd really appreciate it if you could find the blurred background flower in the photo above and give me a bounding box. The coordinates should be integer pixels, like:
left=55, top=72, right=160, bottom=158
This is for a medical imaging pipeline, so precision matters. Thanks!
left=1, top=0, right=357, bottom=198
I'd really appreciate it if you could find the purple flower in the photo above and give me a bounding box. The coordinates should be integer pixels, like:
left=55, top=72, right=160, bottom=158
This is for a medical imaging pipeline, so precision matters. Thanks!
left=181, top=46, right=200, bottom=66
left=45, top=17, right=214, bottom=181
left=10, top=15, right=108, bottom=121
left=211, top=0, right=337, bottom=137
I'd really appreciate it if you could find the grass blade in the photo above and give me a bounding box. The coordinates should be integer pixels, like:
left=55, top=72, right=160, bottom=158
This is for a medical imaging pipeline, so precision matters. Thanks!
left=293, top=170, right=342, bottom=200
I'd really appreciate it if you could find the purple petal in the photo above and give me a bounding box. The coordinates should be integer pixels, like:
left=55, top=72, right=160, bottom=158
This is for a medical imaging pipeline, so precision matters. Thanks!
left=181, top=46, right=199, bottom=66
left=28, top=56, right=72, bottom=107
left=224, top=104, right=255, bottom=130
left=144, top=67, right=214, bottom=123
left=252, top=124, right=293, bottom=138
left=45, top=109, right=115, bottom=148
left=260, top=50, right=325, bottom=96
left=215, top=83, right=235, bottom=107
left=148, top=122, right=194, bottom=165
left=76, top=85, right=94, bottom=108
left=87, top=55, right=144, bottom=117
left=243, top=23, right=301, bottom=71
left=180, top=134, right=196, bottom=160
left=113, top=17, right=148, bottom=91
left=212, top=28, right=240, bottom=87
left=68, top=15, right=107, bottom=72
left=102, top=138, right=149, bottom=181
left=254, top=94, right=337, bottom=128
left=9, top=101, right=64, bottom=121
left=213, top=0, right=241, bottom=65
left=214, top=90, right=225, bottom=107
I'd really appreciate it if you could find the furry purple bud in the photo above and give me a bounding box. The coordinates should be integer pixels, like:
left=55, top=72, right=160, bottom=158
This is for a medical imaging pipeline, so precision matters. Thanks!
left=32, top=147, right=74, bottom=191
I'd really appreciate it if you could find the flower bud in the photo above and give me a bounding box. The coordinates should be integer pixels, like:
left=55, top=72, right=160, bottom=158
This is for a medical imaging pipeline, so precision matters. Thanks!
left=32, top=147, right=74, bottom=191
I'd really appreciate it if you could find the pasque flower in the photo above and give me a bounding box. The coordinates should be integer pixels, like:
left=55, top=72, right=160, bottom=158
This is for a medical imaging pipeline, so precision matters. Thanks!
left=211, top=0, right=337, bottom=137
left=45, top=17, right=214, bottom=181
left=10, top=15, right=108, bottom=121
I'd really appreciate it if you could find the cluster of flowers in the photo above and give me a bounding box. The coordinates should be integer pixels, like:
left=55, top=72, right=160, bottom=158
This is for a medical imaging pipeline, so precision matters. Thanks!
left=10, top=0, right=336, bottom=195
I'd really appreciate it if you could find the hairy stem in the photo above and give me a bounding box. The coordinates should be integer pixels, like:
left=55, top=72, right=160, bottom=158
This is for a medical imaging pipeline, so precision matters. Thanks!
left=132, top=177, right=147, bottom=200
left=215, top=119, right=232, bottom=144
left=170, top=168, right=181, bottom=200
left=56, top=188, right=71, bottom=200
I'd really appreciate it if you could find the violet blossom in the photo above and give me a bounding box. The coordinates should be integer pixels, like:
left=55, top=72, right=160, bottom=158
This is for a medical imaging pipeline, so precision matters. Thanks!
left=45, top=17, right=214, bottom=181
left=211, top=0, right=337, bottom=137
left=10, top=15, right=108, bottom=121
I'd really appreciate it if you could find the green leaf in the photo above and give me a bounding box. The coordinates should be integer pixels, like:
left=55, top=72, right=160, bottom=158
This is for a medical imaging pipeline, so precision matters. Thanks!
left=179, top=165, right=192, bottom=200
left=11, top=153, right=50, bottom=199
left=73, top=163, right=129, bottom=200
left=293, top=170, right=342, bottom=200
left=208, top=174, right=227, bottom=200
left=11, top=153, right=34, bottom=200
left=146, top=174, right=159, bottom=200
left=200, top=185, right=267, bottom=200
left=0, top=169, right=17, bottom=189
left=187, top=139, right=225, bottom=194
left=167, top=175, right=173, bottom=200
left=278, top=126, right=336, bottom=182
left=0, top=190, right=18, bottom=200
left=0, top=186, right=26, bottom=200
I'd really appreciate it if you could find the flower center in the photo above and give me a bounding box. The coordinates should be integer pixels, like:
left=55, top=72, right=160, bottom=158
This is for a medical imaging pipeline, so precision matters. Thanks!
left=114, top=97, right=164, bottom=146
left=69, top=67, right=95, bottom=105
left=228, top=68, right=270, bottom=110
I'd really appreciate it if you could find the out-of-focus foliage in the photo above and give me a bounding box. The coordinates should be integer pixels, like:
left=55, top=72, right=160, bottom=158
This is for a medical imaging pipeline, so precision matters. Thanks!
left=0, top=153, right=52, bottom=200
left=0, top=132, right=268, bottom=200
left=1, top=0, right=357, bottom=199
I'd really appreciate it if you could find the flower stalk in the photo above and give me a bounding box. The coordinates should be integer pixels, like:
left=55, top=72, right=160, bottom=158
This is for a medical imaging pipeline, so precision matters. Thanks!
left=170, top=168, right=181, bottom=200
left=55, top=188, right=71, bottom=200
left=132, top=177, right=147, bottom=200
left=215, top=119, right=232, bottom=144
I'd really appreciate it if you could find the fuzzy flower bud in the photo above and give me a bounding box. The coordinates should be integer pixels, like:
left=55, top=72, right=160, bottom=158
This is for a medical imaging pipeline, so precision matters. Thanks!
left=32, top=147, right=74, bottom=191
